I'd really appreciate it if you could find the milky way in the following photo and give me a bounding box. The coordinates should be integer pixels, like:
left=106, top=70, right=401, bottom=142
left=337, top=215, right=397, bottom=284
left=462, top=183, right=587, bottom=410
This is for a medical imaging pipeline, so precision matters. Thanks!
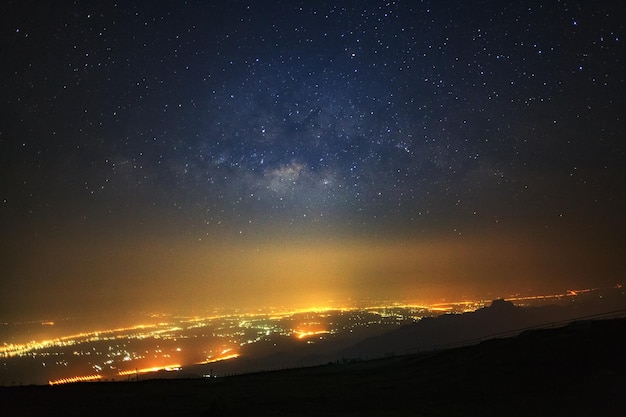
left=1, top=2, right=625, bottom=318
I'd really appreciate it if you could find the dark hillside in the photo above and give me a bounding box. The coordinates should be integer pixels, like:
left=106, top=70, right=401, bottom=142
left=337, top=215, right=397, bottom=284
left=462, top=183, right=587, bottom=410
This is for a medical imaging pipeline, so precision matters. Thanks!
left=340, top=298, right=625, bottom=359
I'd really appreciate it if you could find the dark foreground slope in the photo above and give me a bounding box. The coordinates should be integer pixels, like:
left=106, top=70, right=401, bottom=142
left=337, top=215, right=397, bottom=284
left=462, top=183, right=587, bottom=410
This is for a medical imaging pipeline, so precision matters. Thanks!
left=1, top=318, right=625, bottom=417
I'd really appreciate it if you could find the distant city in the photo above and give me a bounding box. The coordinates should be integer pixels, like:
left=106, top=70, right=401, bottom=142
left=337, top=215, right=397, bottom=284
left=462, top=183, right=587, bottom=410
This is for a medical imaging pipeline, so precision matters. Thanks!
left=1, top=286, right=621, bottom=386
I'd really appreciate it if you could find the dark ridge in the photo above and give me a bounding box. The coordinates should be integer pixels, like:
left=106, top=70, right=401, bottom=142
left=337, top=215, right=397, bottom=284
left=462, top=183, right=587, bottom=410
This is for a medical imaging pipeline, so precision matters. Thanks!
left=487, top=297, right=515, bottom=310
left=1, top=317, right=624, bottom=416
left=337, top=298, right=625, bottom=361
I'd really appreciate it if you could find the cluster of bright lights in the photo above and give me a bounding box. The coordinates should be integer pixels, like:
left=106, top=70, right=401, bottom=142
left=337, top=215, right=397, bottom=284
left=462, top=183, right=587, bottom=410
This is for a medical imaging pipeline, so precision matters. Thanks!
left=4, top=287, right=608, bottom=387
left=0, top=300, right=493, bottom=359
left=0, top=324, right=179, bottom=358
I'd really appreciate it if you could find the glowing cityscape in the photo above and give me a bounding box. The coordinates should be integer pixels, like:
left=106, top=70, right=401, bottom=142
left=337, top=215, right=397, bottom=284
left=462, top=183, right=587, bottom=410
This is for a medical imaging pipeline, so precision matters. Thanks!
left=2, top=287, right=615, bottom=387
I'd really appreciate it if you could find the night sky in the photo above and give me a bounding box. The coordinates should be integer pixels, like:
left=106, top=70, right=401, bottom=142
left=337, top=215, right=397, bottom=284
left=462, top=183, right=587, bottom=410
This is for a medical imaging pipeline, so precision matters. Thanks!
left=1, top=1, right=625, bottom=320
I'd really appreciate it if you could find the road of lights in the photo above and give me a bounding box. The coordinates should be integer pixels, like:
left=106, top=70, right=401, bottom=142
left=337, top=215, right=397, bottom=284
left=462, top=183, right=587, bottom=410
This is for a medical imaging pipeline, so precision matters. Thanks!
left=294, top=330, right=331, bottom=339
left=197, top=354, right=240, bottom=364
left=49, top=374, right=102, bottom=385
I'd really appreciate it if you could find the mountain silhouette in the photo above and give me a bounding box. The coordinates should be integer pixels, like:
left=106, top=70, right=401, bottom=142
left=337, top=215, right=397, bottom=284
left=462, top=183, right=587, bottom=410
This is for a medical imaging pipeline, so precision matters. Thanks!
left=340, top=299, right=599, bottom=359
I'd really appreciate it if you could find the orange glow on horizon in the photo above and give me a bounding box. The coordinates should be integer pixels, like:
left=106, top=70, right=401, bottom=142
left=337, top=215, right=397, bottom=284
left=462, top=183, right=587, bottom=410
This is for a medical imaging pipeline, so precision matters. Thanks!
left=1, top=284, right=609, bottom=367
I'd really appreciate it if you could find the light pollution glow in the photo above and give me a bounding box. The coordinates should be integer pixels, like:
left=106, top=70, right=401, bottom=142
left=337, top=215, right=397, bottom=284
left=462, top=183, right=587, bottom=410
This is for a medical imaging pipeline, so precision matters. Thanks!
left=3, top=286, right=620, bottom=387
left=3, top=228, right=623, bottom=321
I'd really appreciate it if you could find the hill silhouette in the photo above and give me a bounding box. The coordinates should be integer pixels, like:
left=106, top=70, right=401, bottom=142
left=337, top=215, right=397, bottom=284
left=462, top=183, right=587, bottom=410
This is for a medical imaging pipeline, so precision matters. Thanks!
left=339, top=298, right=581, bottom=359
left=1, top=317, right=624, bottom=416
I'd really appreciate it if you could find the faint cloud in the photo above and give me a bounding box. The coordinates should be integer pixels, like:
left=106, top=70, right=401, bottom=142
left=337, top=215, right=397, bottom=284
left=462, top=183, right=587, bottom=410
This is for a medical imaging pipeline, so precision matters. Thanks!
left=264, top=161, right=306, bottom=194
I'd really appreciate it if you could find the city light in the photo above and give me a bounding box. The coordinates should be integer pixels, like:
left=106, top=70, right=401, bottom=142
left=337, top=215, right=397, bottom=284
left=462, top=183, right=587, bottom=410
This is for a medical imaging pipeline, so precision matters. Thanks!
left=0, top=287, right=613, bottom=386
left=49, top=374, right=102, bottom=385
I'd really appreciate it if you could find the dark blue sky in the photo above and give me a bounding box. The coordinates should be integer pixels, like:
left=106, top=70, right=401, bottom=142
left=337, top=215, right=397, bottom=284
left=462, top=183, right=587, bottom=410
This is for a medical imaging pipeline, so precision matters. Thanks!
left=1, top=1, right=625, bottom=318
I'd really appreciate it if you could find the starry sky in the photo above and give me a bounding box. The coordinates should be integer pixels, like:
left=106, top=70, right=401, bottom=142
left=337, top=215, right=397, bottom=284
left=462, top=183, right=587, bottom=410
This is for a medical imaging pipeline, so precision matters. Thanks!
left=1, top=1, right=625, bottom=320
